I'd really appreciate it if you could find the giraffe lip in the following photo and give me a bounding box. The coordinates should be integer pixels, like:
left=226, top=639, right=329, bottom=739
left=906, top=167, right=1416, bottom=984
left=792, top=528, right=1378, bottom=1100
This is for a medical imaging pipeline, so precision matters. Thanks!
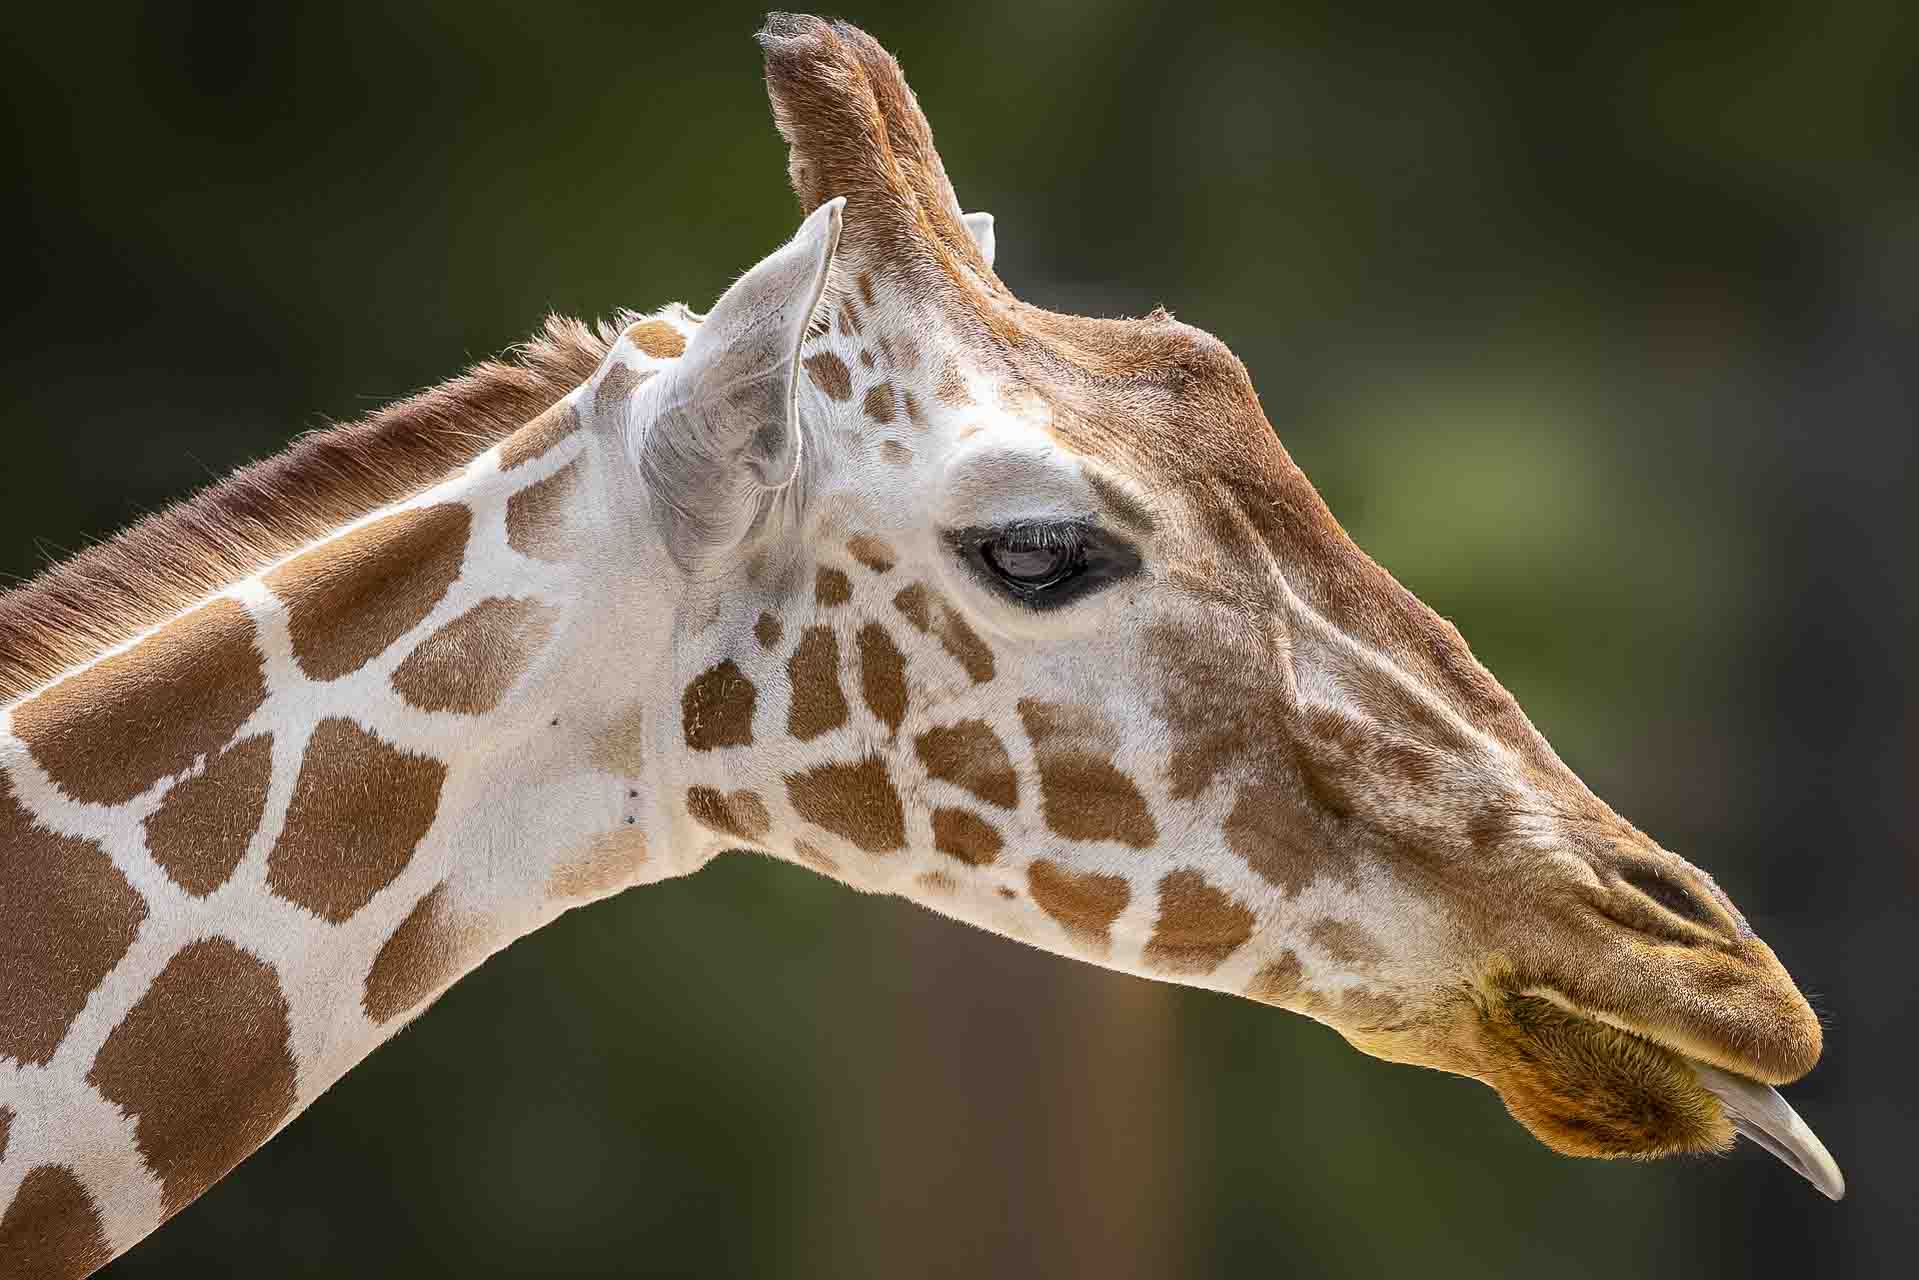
left=1688, top=1060, right=1846, bottom=1201
left=1516, top=984, right=1843, bottom=1198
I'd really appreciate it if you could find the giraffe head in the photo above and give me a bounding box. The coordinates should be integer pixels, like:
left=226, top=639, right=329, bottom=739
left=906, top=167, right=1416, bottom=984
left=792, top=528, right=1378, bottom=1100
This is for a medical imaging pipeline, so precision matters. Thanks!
left=618, top=16, right=1838, bottom=1196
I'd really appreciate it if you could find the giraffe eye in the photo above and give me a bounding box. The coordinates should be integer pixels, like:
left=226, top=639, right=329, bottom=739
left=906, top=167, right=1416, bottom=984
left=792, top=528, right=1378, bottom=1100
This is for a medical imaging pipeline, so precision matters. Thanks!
left=981, top=532, right=1081, bottom=589
left=948, top=520, right=1141, bottom=610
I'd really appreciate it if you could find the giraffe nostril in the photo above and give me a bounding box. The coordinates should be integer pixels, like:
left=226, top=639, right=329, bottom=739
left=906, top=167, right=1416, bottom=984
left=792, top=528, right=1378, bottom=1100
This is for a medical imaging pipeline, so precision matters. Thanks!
left=1620, top=866, right=1716, bottom=928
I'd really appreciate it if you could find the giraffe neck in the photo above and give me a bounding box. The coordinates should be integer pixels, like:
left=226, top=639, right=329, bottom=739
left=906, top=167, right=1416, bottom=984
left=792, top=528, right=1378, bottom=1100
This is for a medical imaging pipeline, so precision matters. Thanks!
left=0, top=349, right=704, bottom=1264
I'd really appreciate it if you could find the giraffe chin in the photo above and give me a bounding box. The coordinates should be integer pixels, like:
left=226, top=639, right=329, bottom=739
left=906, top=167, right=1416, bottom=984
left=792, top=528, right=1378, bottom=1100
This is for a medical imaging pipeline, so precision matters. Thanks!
left=1459, top=990, right=1845, bottom=1199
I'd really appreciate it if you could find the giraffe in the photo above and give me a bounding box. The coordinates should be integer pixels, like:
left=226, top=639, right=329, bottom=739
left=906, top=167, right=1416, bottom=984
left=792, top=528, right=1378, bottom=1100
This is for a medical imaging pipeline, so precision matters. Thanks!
left=0, top=14, right=1841, bottom=1275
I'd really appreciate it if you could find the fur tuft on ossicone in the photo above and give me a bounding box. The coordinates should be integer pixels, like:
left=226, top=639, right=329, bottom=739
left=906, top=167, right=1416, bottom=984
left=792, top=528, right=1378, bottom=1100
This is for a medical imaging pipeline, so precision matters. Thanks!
left=757, top=14, right=997, bottom=295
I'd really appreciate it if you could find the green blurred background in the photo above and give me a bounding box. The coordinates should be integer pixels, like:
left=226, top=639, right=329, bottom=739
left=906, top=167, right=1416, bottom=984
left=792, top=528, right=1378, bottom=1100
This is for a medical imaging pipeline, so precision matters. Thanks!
left=4, top=1, right=1912, bottom=1275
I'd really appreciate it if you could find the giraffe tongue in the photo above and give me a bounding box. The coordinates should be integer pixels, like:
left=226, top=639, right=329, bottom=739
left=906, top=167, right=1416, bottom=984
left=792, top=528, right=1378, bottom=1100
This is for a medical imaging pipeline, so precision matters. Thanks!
left=1690, top=1060, right=1846, bottom=1200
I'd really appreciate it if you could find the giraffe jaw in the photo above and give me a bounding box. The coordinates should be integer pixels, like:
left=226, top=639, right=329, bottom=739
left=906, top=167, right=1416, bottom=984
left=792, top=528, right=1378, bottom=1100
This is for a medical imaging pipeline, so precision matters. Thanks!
left=1513, top=986, right=1844, bottom=1199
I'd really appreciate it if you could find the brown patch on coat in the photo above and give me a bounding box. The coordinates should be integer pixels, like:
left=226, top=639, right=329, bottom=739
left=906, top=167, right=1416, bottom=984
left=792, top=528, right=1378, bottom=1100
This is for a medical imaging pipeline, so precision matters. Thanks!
left=916, top=870, right=958, bottom=895
left=0, top=772, right=147, bottom=1067
left=863, top=383, right=896, bottom=423
left=900, top=388, right=925, bottom=427
left=754, top=612, right=784, bottom=649
left=87, top=939, right=298, bottom=1218
left=0, top=1105, right=10, bottom=1162
left=932, top=807, right=1002, bottom=867
left=0, top=1164, right=111, bottom=1279
left=881, top=440, right=914, bottom=466
left=858, top=348, right=876, bottom=370
left=786, top=755, right=906, bottom=854
left=857, top=271, right=877, bottom=308
left=266, top=718, right=446, bottom=923
left=1223, top=776, right=1351, bottom=897
left=593, top=361, right=641, bottom=417
left=875, top=334, right=896, bottom=367
left=12, top=596, right=266, bottom=806
left=892, top=582, right=994, bottom=682
left=1145, top=620, right=1273, bottom=802
left=787, top=626, right=849, bottom=740
left=548, top=832, right=652, bottom=901
left=893, top=334, right=921, bottom=372
left=361, top=881, right=489, bottom=1023
left=915, top=720, right=1018, bottom=809
left=1310, top=918, right=1385, bottom=970
left=0, top=313, right=611, bottom=704
left=505, top=461, right=580, bottom=562
left=1026, top=859, right=1130, bottom=949
left=846, top=535, right=896, bottom=573
left=625, top=318, right=687, bottom=359
left=934, top=355, right=970, bottom=405
left=815, top=566, right=853, bottom=608
left=362, top=881, right=454, bottom=1022
left=681, top=660, right=757, bottom=750
left=857, top=623, right=908, bottom=733
left=686, top=787, right=771, bottom=842
left=1245, top=952, right=1305, bottom=1006
left=1017, top=699, right=1157, bottom=848
left=804, top=351, right=853, bottom=401
left=547, top=827, right=649, bottom=901
left=792, top=839, right=841, bottom=875
left=1142, top=869, right=1255, bottom=976
left=390, top=596, right=557, bottom=715
left=499, top=399, right=582, bottom=471
left=266, top=503, right=470, bottom=682
left=143, top=733, right=274, bottom=897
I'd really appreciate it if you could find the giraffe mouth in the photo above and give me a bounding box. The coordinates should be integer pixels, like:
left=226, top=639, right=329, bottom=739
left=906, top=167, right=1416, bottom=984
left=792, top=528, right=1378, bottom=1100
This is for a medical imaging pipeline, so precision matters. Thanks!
left=1522, top=986, right=1844, bottom=1200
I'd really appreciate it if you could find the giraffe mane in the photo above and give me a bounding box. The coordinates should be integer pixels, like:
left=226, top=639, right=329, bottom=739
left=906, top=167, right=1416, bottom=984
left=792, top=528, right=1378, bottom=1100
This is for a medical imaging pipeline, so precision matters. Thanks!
left=0, top=312, right=632, bottom=702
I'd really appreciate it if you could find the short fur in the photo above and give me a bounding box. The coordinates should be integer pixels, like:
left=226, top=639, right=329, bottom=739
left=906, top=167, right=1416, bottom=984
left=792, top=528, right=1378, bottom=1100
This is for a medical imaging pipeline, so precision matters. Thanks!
left=1471, top=993, right=1735, bottom=1158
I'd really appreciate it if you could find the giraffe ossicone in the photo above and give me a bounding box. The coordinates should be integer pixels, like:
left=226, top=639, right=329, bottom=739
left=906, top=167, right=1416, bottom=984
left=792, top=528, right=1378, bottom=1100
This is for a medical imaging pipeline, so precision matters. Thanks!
left=0, top=12, right=1841, bottom=1275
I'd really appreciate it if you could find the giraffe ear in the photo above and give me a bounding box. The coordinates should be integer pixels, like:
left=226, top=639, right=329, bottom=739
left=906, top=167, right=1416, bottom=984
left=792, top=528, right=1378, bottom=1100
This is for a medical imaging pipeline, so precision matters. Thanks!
left=961, top=212, right=996, bottom=269
left=642, top=198, right=842, bottom=559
